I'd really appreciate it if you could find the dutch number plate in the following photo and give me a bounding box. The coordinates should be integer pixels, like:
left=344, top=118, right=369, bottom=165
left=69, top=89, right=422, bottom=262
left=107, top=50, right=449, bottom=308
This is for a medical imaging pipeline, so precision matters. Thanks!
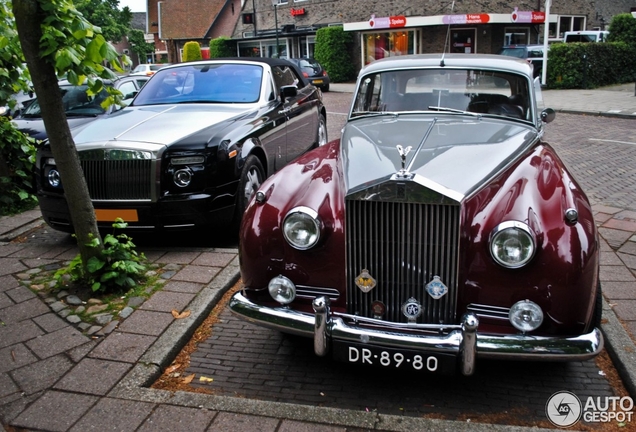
left=333, top=342, right=456, bottom=374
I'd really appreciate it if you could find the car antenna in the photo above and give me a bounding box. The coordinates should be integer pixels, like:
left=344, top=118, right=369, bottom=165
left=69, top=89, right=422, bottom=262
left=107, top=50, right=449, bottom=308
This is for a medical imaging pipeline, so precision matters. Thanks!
left=440, top=1, right=455, bottom=67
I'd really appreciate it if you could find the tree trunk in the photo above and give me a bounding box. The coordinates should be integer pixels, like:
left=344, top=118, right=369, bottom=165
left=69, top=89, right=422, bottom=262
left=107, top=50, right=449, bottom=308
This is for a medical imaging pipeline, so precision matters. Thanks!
left=12, top=0, right=103, bottom=268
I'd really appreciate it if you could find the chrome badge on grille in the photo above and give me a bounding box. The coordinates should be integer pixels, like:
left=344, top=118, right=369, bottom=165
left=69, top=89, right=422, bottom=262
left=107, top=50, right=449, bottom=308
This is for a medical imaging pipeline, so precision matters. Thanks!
left=355, top=269, right=376, bottom=293
left=426, top=276, right=448, bottom=300
left=402, top=297, right=422, bottom=323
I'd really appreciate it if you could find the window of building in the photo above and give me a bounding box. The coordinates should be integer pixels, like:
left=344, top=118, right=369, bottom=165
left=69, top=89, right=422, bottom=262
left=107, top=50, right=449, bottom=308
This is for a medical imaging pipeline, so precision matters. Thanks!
left=363, top=30, right=416, bottom=65
left=504, top=27, right=530, bottom=45
left=238, top=39, right=289, bottom=58
left=556, top=16, right=586, bottom=39
left=450, top=29, right=476, bottom=54
left=299, top=36, right=316, bottom=58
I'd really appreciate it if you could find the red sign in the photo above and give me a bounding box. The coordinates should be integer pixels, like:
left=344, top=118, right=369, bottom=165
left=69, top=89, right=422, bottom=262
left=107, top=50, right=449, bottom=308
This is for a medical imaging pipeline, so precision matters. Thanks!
left=290, top=8, right=305, bottom=17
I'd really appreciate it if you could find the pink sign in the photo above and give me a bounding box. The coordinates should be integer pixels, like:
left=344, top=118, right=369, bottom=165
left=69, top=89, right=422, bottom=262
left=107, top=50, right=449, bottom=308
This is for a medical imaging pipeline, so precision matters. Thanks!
left=442, top=14, right=490, bottom=25
left=369, top=15, right=407, bottom=29
left=511, top=8, right=546, bottom=23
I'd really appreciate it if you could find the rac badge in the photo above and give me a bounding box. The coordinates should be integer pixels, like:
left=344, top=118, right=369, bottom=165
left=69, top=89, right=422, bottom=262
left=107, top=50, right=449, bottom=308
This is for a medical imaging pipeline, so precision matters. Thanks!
left=426, top=276, right=448, bottom=300
left=402, top=297, right=422, bottom=323
left=355, top=269, right=376, bottom=293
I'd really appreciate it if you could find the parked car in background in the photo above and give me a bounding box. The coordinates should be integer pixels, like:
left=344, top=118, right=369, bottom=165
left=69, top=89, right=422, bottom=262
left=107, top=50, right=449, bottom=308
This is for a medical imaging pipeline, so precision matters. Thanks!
left=0, top=88, right=36, bottom=118
left=230, top=54, right=603, bottom=376
left=12, top=75, right=148, bottom=141
left=287, top=58, right=330, bottom=91
left=497, top=44, right=547, bottom=78
left=35, top=58, right=327, bottom=233
left=129, top=63, right=167, bottom=76
left=563, top=30, right=609, bottom=43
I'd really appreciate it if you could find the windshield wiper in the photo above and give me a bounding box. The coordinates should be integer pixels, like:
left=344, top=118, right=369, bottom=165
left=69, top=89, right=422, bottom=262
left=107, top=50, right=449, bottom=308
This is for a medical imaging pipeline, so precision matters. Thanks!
left=427, top=106, right=482, bottom=117
left=351, top=111, right=399, bottom=119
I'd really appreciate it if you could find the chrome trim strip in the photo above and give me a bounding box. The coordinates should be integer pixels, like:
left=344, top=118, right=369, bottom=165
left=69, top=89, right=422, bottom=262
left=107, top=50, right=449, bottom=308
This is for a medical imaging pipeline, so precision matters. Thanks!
left=229, top=292, right=604, bottom=374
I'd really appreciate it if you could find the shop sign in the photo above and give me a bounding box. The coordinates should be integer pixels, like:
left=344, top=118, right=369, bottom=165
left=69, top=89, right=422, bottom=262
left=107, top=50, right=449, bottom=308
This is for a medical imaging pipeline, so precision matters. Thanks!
left=511, top=8, right=545, bottom=23
left=442, top=14, right=490, bottom=25
left=369, top=14, right=406, bottom=29
left=290, top=7, right=305, bottom=17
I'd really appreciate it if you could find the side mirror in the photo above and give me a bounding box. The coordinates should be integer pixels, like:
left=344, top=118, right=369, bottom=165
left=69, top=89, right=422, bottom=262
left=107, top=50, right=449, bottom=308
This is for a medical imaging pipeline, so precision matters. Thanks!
left=541, top=108, right=556, bottom=123
left=280, top=85, right=297, bottom=102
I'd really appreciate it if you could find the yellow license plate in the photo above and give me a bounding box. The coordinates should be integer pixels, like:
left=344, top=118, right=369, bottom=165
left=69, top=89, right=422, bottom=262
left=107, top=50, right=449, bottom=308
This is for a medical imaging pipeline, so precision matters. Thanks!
left=95, top=209, right=139, bottom=222
left=313, top=79, right=323, bottom=84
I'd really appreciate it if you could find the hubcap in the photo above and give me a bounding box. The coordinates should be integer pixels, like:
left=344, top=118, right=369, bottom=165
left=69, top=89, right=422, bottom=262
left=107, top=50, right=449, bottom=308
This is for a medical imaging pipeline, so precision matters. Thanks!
left=318, top=119, right=327, bottom=146
left=244, top=167, right=261, bottom=203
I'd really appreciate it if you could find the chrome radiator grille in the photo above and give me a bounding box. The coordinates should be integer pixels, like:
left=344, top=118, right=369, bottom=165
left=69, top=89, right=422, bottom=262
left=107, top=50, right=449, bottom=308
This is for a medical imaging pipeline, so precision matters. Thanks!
left=80, top=159, right=152, bottom=201
left=345, top=199, right=460, bottom=324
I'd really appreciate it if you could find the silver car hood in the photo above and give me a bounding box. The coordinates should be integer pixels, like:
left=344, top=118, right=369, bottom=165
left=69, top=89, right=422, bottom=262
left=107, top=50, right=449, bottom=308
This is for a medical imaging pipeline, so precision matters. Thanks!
left=72, top=104, right=253, bottom=146
left=342, top=115, right=537, bottom=202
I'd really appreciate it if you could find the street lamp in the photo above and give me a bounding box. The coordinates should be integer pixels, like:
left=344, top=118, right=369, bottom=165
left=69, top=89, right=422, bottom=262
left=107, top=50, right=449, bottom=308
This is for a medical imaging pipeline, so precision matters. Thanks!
left=271, top=0, right=280, bottom=58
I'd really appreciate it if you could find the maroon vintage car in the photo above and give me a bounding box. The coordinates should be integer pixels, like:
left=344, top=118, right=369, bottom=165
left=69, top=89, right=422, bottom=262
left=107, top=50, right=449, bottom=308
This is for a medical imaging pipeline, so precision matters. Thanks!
left=230, top=54, right=603, bottom=375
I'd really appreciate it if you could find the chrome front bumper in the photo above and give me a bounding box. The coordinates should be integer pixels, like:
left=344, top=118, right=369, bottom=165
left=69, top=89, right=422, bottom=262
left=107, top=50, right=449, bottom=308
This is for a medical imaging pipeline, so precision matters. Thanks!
left=229, top=292, right=604, bottom=376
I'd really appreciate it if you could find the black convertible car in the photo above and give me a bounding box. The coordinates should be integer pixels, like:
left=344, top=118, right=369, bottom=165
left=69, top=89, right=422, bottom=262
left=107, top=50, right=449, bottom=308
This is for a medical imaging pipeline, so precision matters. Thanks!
left=35, top=58, right=327, bottom=233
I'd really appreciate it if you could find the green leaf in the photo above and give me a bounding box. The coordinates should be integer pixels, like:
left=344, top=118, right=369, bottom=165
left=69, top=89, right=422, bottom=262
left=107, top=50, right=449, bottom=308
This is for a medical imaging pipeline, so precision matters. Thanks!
left=86, top=256, right=106, bottom=273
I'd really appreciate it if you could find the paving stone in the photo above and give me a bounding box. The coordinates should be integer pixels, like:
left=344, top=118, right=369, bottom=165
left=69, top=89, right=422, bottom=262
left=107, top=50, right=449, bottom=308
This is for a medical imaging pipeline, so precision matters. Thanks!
left=191, top=252, right=235, bottom=267
left=136, top=404, right=216, bottom=432
left=11, top=390, right=98, bottom=432
left=66, top=315, right=82, bottom=324
left=93, top=313, right=113, bottom=325
left=278, top=420, right=346, bottom=432
left=26, top=325, right=89, bottom=359
left=32, top=312, right=67, bottom=335
left=162, top=280, right=205, bottom=294
left=0, top=342, right=38, bottom=374
left=0, top=320, right=44, bottom=349
left=171, top=265, right=220, bottom=284
left=0, top=244, right=26, bottom=259
left=599, top=227, right=634, bottom=250
left=117, top=309, right=173, bottom=336
left=140, top=290, right=194, bottom=313
left=602, top=281, right=636, bottom=300
left=119, top=306, right=134, bottom=318
left=127, top=296, right=145, bottom=308
left=599, top=264, right=636, bottom=282
left=86, top=303, right=109, bottom=314
left=66, top=340, right=98, bottom=363
left=65, top=294, right=83, bottom=305
left=0, top=297, right=50, bottom=324
left=0, top=275, right=19, bottom=293
left=89, top=332, right=156, bottom=363
left=207, top=412, right=279, bottom=432
left=69, top=397, right=155, bottom=432
left=154, top=251, right=199, bottom=264
left=53, top=358, right=131, bottom=395
left=602, top=218, right=636, bottom=232
left=10, top=354, right=74, bottom=394
left=5, top=286, right=36, bottom=303
left=0, top=258, right=26, bottom=277
left=95, top=320, right=119, bottom=336
left=618, top=252, right=636, bottom=271
left=0, top=292, right=13, bottom=310
left=0, top=372, right=18, bottom=398
left=49, top=300, right=66, bottom=313
left=611, top=300, right=636, bottom=321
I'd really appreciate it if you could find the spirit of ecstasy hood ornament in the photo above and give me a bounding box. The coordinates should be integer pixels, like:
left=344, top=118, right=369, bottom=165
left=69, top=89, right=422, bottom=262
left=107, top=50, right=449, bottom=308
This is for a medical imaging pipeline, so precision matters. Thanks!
left=396, top=145, right=412, bottom=171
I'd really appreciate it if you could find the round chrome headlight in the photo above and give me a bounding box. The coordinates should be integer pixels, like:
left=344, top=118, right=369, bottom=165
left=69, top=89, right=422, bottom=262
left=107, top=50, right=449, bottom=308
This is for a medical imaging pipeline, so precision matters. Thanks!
left=47, top=169, right=61, bottom=187
left=268, top=275, right=296, bottom=305
left=490, top=221, right=536, bottom=268
left=509, top=300, right=544, bottom=332
left=283, top=207, right=320, bottom=250
left=173, top=168, right=193, bottom=187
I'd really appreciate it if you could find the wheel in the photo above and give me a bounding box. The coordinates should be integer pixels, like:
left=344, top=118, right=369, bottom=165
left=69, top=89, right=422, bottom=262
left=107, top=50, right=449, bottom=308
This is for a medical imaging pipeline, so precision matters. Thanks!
left=322, top=83, right=330, bottom=92
left=233, top=155, right=264, bottom=228
left=314, top=114, right=328, bottom=148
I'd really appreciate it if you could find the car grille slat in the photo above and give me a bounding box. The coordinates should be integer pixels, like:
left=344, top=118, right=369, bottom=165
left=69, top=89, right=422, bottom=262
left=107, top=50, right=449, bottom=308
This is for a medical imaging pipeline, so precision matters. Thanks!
left=80, top=159, right=152, bottom=201
left=346, top=199, right=460, bottom=324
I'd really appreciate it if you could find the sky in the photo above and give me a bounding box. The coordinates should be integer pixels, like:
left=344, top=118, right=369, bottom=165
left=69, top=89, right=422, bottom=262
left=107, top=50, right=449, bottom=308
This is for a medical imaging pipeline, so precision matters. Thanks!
left=118, top=0, right=146, bottom=13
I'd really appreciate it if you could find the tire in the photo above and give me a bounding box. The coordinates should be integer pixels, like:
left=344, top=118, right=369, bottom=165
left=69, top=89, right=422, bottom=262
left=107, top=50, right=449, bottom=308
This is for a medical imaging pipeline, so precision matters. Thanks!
left=322, top=83, right=330, bottom=92
left=233, top=155, right=264, bottom=229
left=314, top=114, right=328, bottom=148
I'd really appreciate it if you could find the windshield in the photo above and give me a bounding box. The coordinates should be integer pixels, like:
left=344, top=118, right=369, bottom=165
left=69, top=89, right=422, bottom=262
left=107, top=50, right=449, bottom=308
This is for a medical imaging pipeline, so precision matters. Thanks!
left=133, top=63, right=264, bottom=105
left=21, top=84, right=108, bottom=118
left=351, top=68, right=532, bottom=122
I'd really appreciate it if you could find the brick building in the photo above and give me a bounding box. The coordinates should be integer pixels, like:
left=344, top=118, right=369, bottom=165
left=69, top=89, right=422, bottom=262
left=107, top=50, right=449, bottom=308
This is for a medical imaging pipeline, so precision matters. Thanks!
left=148, top=0, right=636, bottom=68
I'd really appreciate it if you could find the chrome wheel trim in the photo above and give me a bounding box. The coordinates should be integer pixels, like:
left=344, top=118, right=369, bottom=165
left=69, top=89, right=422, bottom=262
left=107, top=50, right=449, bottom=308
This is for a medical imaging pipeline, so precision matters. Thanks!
left=244, top=166, right=262, bottom=203
left=318, top=117, right=327, bottom=146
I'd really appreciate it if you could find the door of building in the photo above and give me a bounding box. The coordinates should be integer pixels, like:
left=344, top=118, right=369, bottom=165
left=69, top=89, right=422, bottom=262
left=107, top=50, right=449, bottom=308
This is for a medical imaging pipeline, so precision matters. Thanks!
left=450, top=29, right=476, bottom=53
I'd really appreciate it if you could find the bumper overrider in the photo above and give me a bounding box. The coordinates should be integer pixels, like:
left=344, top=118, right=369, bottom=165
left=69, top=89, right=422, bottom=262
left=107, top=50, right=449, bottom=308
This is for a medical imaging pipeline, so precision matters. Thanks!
left=229, top=292, right=604, bottom=376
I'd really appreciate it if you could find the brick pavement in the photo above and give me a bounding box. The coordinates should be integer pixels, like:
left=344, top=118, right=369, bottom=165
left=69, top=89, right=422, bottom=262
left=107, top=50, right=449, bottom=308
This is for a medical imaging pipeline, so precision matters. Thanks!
left=0, top=84, right=635, bottom=431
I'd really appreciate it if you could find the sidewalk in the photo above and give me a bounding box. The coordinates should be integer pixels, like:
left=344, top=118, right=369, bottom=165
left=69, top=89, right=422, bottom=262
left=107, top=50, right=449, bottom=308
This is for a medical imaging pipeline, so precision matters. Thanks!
left=1, top=84, right=636, bottom=431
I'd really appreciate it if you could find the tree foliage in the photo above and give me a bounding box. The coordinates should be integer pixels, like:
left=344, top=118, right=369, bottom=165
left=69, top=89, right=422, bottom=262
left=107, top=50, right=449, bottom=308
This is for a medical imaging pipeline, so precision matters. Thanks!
left=209, top=36, right=235, bottom=58
left=314, top=26, right=355, bottom=83
left=74, top=0, right=132, bottom=43
left=182, top=40, right=202, bottom=62
left=127, top=28, right=154, bottom=64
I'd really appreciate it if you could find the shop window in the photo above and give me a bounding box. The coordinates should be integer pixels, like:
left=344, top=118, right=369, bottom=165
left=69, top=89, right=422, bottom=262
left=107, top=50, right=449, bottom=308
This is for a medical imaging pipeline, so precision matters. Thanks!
left=557, top=16, right=586, bottom=39
left=450, top=29, right=476, bottom=54
left=364, top=31, right=414, bottom=65
left=504, top=28, right=529, bottom=45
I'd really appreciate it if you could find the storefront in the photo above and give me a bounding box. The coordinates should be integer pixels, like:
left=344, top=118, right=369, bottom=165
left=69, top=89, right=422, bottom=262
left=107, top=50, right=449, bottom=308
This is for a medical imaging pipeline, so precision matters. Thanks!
left=344, top=10, right=556, bottom=66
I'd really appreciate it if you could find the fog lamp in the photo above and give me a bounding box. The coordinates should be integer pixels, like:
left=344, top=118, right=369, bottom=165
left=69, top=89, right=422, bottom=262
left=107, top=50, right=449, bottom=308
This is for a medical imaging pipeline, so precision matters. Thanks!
left=48, top=169, right=61, bottom=187
left=268, top=275, right=296, bottom=305
left=509, top=300, right=543, bottom=332
left=173, top=168, right=193, bottom=187
left=490, top=221, right=535, bottom=268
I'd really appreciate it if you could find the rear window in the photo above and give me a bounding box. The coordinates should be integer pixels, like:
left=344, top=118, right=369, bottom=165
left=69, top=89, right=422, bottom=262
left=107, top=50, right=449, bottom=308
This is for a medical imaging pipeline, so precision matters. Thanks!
left=498, top=48, right=526, bottom=59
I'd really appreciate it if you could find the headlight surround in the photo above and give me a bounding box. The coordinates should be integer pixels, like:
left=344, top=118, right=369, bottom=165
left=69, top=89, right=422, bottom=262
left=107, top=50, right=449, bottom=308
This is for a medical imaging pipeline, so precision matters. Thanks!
left=282, top=206, right=321, bottom=250
left=47, top=169, right=61, bottom=187
left=489, top=221, right=536, bottom=268
left=268, top=275, right=296, bottom=305
left=509, top=300, right=544, bottom=332
left=173, top=168, right=193, bottom=187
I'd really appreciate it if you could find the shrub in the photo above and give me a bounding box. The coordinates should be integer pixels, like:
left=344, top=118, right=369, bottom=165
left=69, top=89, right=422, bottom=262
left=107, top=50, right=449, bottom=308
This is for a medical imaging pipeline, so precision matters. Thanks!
left=314, top=26, right=356, bottom=83
left=209, top=36, right=236, bottom=58
left=608, top=13, right=636, bottom=44
left=182, top=41, right=202, bottom=62
left=0, top=117, right=37, bottom=215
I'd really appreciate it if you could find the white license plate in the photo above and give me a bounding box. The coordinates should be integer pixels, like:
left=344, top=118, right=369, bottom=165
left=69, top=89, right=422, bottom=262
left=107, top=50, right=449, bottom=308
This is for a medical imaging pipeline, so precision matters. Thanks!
left=333, top=343, right=456, bottom=374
